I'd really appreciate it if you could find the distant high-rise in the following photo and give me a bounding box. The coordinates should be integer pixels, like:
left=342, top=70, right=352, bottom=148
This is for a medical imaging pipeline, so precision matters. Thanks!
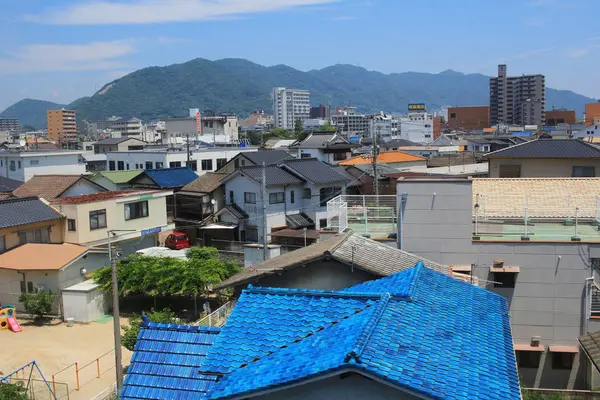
left=490, top=64, right=545, bottom=126
left=47, top=109, right=78, bottom=142
left=0, top=118, right=20, bottom=132
left=272, top=87, right=311, bottom=130
left=310, top=104, right=330, bottom=119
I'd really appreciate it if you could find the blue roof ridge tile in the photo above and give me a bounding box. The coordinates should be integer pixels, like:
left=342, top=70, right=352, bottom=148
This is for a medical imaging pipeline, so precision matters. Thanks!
left=404, top=261, right=425, bottom=301
left=345, top=293, right=391, bottom=364
left=244, top=285, right=384, bottom=300
left=140, top=316, right=221, bottom=333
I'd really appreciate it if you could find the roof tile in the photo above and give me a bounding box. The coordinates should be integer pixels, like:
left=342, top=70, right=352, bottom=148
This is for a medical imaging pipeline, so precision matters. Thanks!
left=486, top=138, right=600, bottom=158
left=181, top=172, right=227, bottom=193
left=0, top=196, right=63, bottom=229
left=340, top=151, right=427, bottom=166
left=0, top=243, right=104, bottom=271
left=13, top=175, right=103, bottom=200
left=281, top=158, right=350, bottom=184
left=132, top=167, right=199, bottom=189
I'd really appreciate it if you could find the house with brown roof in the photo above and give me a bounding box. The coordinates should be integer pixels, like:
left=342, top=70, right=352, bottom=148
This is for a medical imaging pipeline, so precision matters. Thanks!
left=174, top=172, right=227, bottom=244
left=339, top=151, right=427, bottom=170
left=13, top=174, right=107, bottom=201
left=217, top=230, right=451, bottom=296
left=0, top=243, right=108, bottom=314
left=51, top=189, right=174, bottom=255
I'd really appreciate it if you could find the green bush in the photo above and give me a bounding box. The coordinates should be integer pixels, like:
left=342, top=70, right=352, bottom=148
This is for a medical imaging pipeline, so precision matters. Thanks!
left=18, top=291, right=56, bottom=321
left=121, top=308, right=178, bottom=351
left=0, top=381, right=28, bottom=400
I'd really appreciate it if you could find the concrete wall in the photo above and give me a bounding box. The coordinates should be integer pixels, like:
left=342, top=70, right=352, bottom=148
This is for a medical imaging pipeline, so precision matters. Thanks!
left=0, top=219, right=64, bottom=252
left=489, top=158, right=600, bottom=178
left=62, top=179, right=105, bottom=197
left=259, top=373, right=418, bottom=400
left=0, top=153, right=86, bottom=181
left=62, top=288, right=108, bottom=323
left=397, top=178, right=595, bottom=389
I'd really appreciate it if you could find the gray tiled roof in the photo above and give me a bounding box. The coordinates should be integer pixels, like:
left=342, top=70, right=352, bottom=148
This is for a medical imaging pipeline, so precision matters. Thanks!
left=239, top=165, right=304, bottom=186
left=330, top=165, right=361, bottom=187
left=217, top=231, right=449, bottom=289
left=94, top=137, right=142, bottom=145
left=486, top=139, right=600, bottom=158
left=281, top=158, right=350, bottom=184
left=579, top=330, right=600, bottom=373
left=292, top=133, right=354, bottom=150
left=286, top=213, right=313, bottom=229
left=243, top=150, right=292, bottom=165
left=0, top=197, right=64, bottom=229
left=0, top=176, right=23, bottom=192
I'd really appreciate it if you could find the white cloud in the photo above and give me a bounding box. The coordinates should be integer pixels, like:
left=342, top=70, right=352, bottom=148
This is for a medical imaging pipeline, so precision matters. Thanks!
left=156, top=36, right=192, bottom=45
left=26, top=0, right=341, bottom=25
left=0, top=40, right=135, bottom=74
left=567, top=48, right=589, bottom=58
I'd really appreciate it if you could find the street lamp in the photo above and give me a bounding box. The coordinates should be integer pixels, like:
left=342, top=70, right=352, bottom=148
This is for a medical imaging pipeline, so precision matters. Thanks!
left=107, top=229, right=135, bottom=394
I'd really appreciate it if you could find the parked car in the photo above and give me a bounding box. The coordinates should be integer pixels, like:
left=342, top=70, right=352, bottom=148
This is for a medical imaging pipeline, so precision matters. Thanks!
left=165, top=232, right=191, bottom=250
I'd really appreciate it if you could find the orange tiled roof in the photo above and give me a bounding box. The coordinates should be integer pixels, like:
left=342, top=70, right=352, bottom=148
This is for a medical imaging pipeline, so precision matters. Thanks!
left=53, top=189, right=163, bottom=205
left=339, top=151, right=427, bottom=166
left=0, top=243, right=106, bottom=271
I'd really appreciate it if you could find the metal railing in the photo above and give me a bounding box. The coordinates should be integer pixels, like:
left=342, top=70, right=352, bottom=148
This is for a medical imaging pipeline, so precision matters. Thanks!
left=196, top=301, right=236, bottom=327
left=327, top=195, right=397, bottom=238
left=475, top=194, right=600, bottom=220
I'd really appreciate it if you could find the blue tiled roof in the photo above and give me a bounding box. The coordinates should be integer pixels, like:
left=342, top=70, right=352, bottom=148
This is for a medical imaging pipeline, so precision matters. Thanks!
left=138, top=167, right=199, bottom=188
left=204, top=263, right=520, bottom=400
left=120, top=319, right=220, bottom=400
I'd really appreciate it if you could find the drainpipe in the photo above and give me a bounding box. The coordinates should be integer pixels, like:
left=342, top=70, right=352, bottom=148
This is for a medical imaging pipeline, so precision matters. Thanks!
left=397, top=192, right=408, bottom=250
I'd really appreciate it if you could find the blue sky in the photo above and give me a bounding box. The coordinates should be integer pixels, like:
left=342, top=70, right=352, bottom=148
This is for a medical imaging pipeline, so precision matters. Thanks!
left=1, top=0, right=599, bottom=110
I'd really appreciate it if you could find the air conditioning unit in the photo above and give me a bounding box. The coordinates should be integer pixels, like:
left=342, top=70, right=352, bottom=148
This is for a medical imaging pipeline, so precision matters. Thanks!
left=530, top=336, right=541, bottom=347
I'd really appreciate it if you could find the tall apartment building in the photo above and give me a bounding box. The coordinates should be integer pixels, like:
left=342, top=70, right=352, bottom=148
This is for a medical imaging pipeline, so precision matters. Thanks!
left=47, top=109, right=78, bottom=143
left=310, top=104, right=330, bottom=119
left=490, top=64, right=545, bottom=126
left=272, top=87, right=311, bottom=130
left=332, top=106, right=370, bottom=136
left=0, top=118, right=20, bottom=132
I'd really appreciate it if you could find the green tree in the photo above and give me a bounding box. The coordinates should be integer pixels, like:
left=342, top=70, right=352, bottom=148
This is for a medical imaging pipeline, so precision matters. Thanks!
left=92, top=249, right=241, bottom=297
left=294, top=118, right=303, bottom=136
left=19, top=291, right=56, bottom=322
left=0, top=381, right=28, bottom=400
left=121, top=308, right=178, bottom=351
left=319, top=121, right=336, bottom=132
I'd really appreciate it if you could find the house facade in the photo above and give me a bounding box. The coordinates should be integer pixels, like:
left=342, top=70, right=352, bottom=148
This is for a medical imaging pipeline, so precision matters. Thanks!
left=0, top=151, right=86, bottom=182
left=93, top=137, right=145, bottom=154
left=291, top=132, right=356, bottom=164
left=52, top=190, right=174, bottom=255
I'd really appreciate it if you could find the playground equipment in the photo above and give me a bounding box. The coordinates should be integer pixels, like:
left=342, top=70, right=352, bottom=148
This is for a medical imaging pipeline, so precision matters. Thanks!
left=1, top=361, right=58, bottom=399
left=0, top=305, right=21, bottom=332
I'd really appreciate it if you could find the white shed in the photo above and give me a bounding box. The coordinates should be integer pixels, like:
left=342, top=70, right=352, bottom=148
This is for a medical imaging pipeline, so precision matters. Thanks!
left=62, top=280, right=109, bottom=323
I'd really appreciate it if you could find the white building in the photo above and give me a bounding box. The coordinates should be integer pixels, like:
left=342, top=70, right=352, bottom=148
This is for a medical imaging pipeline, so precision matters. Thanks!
left=201, top=114, right=239, bottom=142
left=109, top=118, right=143, bottom=140
left=331, top=106, right=370, bottom=137
left=106, top=146, right=259, bottom=175
left=0, top=150, right=86, bottom=181
left=303, top=119, right=328, bottom=131
left=272, top=87, right=311, bottom=130
left=398, top=110, right=434, bottom=144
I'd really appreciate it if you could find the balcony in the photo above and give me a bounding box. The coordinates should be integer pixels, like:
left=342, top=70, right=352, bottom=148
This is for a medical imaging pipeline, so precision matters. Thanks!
left=326, top=195, right=397, bottom=239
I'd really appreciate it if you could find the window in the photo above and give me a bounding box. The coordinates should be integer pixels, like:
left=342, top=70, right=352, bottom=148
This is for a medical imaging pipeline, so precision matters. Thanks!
left=516, top=351, right=541, bottom=368
left=493, top=272, right=517, bottom=288
left=303, top=188, right=311, bottom=199
left=234, top=159, right=239, bottom=168
left=244, top=192, right=257, bottom=204
left=450, top=113, right=456, bottom=119
left=552, top=352, right=574, bottom=370
left=246, top=227, right=259, bottom=242
left=170, top=161, right=182, bottom=168
left=30, top=160, right=39, bottom=165
left=319, top=218, right=328, bottom=229
left=21, top=281, right=35, bottom=294
left=9, top=160, right=15, bottom=171
left=319, top=187, right=340, bottom=207
left=125, top=201, right=149, bottom=220
left=18, top=161, right=21, bottom=169
left=201, top=159, right=213, bottom=171
left=241, top=159, right=246, bottom=166
left=499, top=164, right=521, bottom=178
left=300, top=153, right=311, bottom=158
left=290, top=190, right=295, bottom=204
left=333, top=152, right=347, bottom=161
left=109, top=161, right=116, bottom=171
left=216, top=158, right=227, bottom=170
left=229, top=190, right=234, bottom=204
left=117, top=161, right=125, bottom=171
left=27, top=281, right=34, bottom=293
left=68, top=219, right=76, bottom=231
left=269, top=192, right=285, bottom=204
left=145, top=161, right=153, bottom=170
left=89, top=209, right=107, bottom=230
left=572, top=166, right=595, bottom=177
left=187, top=160, right=198, bottom=171
left=153, top=162, right=162, bottom=169
left=0, top=235, right=4, bottom=253
left=18, top=227, right=50, bottom=245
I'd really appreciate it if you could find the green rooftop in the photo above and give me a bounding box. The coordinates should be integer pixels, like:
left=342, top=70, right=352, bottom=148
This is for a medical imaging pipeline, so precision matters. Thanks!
left=91, top=170, right=143, bottom=184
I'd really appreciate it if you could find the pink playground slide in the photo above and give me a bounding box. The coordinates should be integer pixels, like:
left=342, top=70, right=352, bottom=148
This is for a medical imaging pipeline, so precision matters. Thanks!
left=7, top=316, right=22, bottom=333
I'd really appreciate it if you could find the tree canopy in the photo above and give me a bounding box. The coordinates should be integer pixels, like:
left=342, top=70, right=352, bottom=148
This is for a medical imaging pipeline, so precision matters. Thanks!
left=92, top=247, right=240, bottom=297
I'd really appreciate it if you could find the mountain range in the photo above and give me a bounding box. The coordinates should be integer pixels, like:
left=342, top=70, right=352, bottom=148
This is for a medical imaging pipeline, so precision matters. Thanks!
left=1, top=58, right=596, bottom=129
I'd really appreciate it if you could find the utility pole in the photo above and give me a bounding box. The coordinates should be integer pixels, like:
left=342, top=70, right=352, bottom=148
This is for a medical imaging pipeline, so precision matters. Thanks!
left=186, top=133, right=191, bottom=166
left=107, top=229, right=135, bottom=394
left=261, top=161, right=269, bottom=261
left=372, top=119, right=379, bottom=198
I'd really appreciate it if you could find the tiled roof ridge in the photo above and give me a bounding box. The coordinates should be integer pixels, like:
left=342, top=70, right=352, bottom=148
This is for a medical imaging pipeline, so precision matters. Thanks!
left=140, top=317, right=221, bottom=334
left=405, top=261, right=424, bottom=300
left=0, top=195, right=40, bottom=203
left=245, top=285, right=384, bottom=300
left=345, top=293, right=391, bottom=364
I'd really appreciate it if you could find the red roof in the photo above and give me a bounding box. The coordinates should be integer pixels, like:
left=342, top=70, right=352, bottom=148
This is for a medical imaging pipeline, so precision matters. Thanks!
left=53, top=189, right=164, bottom=205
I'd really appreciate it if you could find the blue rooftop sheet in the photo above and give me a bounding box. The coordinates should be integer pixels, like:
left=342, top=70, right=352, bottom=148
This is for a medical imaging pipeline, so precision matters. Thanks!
left=120, top=320, right=220, bottom=400
left=204, top=263, right=520, bottom=400
left=138, top=167, right=199, bottom=188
